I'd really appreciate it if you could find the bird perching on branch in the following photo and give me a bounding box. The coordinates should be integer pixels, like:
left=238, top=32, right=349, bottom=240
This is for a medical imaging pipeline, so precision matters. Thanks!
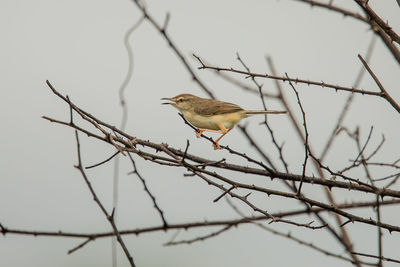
left=162, top=94, right=286, bottom=149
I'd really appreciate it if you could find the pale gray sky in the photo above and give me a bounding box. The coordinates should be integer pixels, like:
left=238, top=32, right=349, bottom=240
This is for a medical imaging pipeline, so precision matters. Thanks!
left=1, top=1, right=399, bottom=266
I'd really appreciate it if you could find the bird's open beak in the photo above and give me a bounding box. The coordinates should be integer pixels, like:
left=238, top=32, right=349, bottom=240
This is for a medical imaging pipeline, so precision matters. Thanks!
left=161, top=97, right=175, bottom=105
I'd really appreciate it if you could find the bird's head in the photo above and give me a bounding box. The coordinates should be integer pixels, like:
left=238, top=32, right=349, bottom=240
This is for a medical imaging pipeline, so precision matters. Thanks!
left=161, top=94, right=199, bottom=112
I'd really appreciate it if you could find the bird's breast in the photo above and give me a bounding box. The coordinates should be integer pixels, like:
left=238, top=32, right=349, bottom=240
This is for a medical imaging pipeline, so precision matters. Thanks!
left=182, top=111, right=245, bottom=130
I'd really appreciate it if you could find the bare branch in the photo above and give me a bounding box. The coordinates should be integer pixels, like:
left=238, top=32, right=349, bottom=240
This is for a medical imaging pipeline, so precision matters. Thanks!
left=164, top=225, right=233, bottom=246
left=127, top=152, right=168, bottom=228
left=354, top=0, right=400, bottom=45
left=194, top=54, right=383, bottom=97
left=86, top=151, right=120, bottom=169
left=352, top=252, right=400, bottom=264
left=130, top=0, right=215, bottom=98
left=285, top=73, right=309, bottom=194
left=74, top=131, right=136, bottom=267
left=358, top=54, right=400, bottom=113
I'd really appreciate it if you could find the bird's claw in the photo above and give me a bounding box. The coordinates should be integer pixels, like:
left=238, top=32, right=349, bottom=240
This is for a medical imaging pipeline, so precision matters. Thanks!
left=213, top=143, right=222, bottom=150
left=195, top=130, right=202, bottom=138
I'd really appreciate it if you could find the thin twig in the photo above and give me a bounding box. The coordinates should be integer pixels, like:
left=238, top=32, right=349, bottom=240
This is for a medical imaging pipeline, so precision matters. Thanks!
left=351, top=252, right=400, bottom=264
left=74, top=131, right=136, bottom=267
left=130, top=0, right=215, bottom=98
left=358, top=54, right=400, bottom=113
left=127, top=152, right=168, bottom=228
left=86, top=151, right=120, bottom=169
left=320, top=35, right=377, bottom=160
left=285, top=73, right=309, bottom=194
left=68, top=238, right=93, bottom=254
left=164, top=225, right=233, bottom=246
left=293, top=0, right=400, bottom=64
left=2, top=199, right=400, bottom=239
left=236, top=53, right=289, bottom=173
left=266, top=58, right=361, bottom=266
left=353, top=0, right=400, bottom=45
left=194, top=54, right=383, bottom=97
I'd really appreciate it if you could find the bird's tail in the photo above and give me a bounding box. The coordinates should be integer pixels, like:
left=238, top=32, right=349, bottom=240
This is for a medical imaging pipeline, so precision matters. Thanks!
left=244, top=110, right=287, bottom=115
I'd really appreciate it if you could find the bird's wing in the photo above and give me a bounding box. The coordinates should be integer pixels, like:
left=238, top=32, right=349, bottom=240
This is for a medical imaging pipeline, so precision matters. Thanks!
left=194, top=98, right=243, bottom=116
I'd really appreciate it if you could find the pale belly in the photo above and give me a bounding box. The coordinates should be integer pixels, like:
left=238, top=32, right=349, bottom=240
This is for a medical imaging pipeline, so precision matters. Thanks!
left=182, top=111, right=245, bottom=130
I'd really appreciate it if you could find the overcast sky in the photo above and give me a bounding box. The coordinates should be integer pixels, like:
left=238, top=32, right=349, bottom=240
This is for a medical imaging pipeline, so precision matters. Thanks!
left=1, top=1, right=399, bottom=266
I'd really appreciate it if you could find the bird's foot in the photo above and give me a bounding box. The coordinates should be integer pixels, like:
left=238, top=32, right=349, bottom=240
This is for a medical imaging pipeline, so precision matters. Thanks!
left=212, top=143, right=222, bottom=150
left=195, top=129, right=203, bottom=138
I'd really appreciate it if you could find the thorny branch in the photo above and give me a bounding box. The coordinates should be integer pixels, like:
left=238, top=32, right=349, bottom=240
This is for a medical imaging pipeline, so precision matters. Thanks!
left=4, top=1, right=398, bottom=266
left=285, top=73, right=309, bottom=194
left=264, top=57, right=361, bottom=265
left=2, top=198, right=399, bottom=240
left=358, top=54, right=400, bottom=113
left=127, top=152, right=168, bottom=228
left=193, top=54, right=400, bottom=114
left=74, top=131, right=136, bottom=267
left=320, top=35, right=377, bottom=161
left=293, top=0, right=400, bottom=64
left=118, top=5, right=397, bottom=266
left=164, top=225, right=233, bottom=246
left=41, top=81, right=400, bottom=235
left=193, top=54, right=382, bottom=96
left=235, top=53, right=290, bottom=174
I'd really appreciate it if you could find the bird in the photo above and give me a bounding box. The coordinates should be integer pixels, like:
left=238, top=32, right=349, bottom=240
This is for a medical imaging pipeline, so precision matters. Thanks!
left=162, top=94, right=286, bottom=150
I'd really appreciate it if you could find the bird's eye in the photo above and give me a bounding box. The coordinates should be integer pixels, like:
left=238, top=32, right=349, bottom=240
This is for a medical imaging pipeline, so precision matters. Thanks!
left=177, top=98, right=183, bottom=102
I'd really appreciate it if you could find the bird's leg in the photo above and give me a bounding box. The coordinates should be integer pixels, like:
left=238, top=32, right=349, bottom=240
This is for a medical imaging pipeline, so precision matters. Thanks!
left=195, top=128, right=223, bottom=138
left=213, top=125, right=233, bottom=150
left=195, top=129, right=204, bottom=138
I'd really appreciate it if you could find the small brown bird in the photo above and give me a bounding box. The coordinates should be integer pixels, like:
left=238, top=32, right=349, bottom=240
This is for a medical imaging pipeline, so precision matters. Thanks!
left=162, top=94, right=286, bottom=149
